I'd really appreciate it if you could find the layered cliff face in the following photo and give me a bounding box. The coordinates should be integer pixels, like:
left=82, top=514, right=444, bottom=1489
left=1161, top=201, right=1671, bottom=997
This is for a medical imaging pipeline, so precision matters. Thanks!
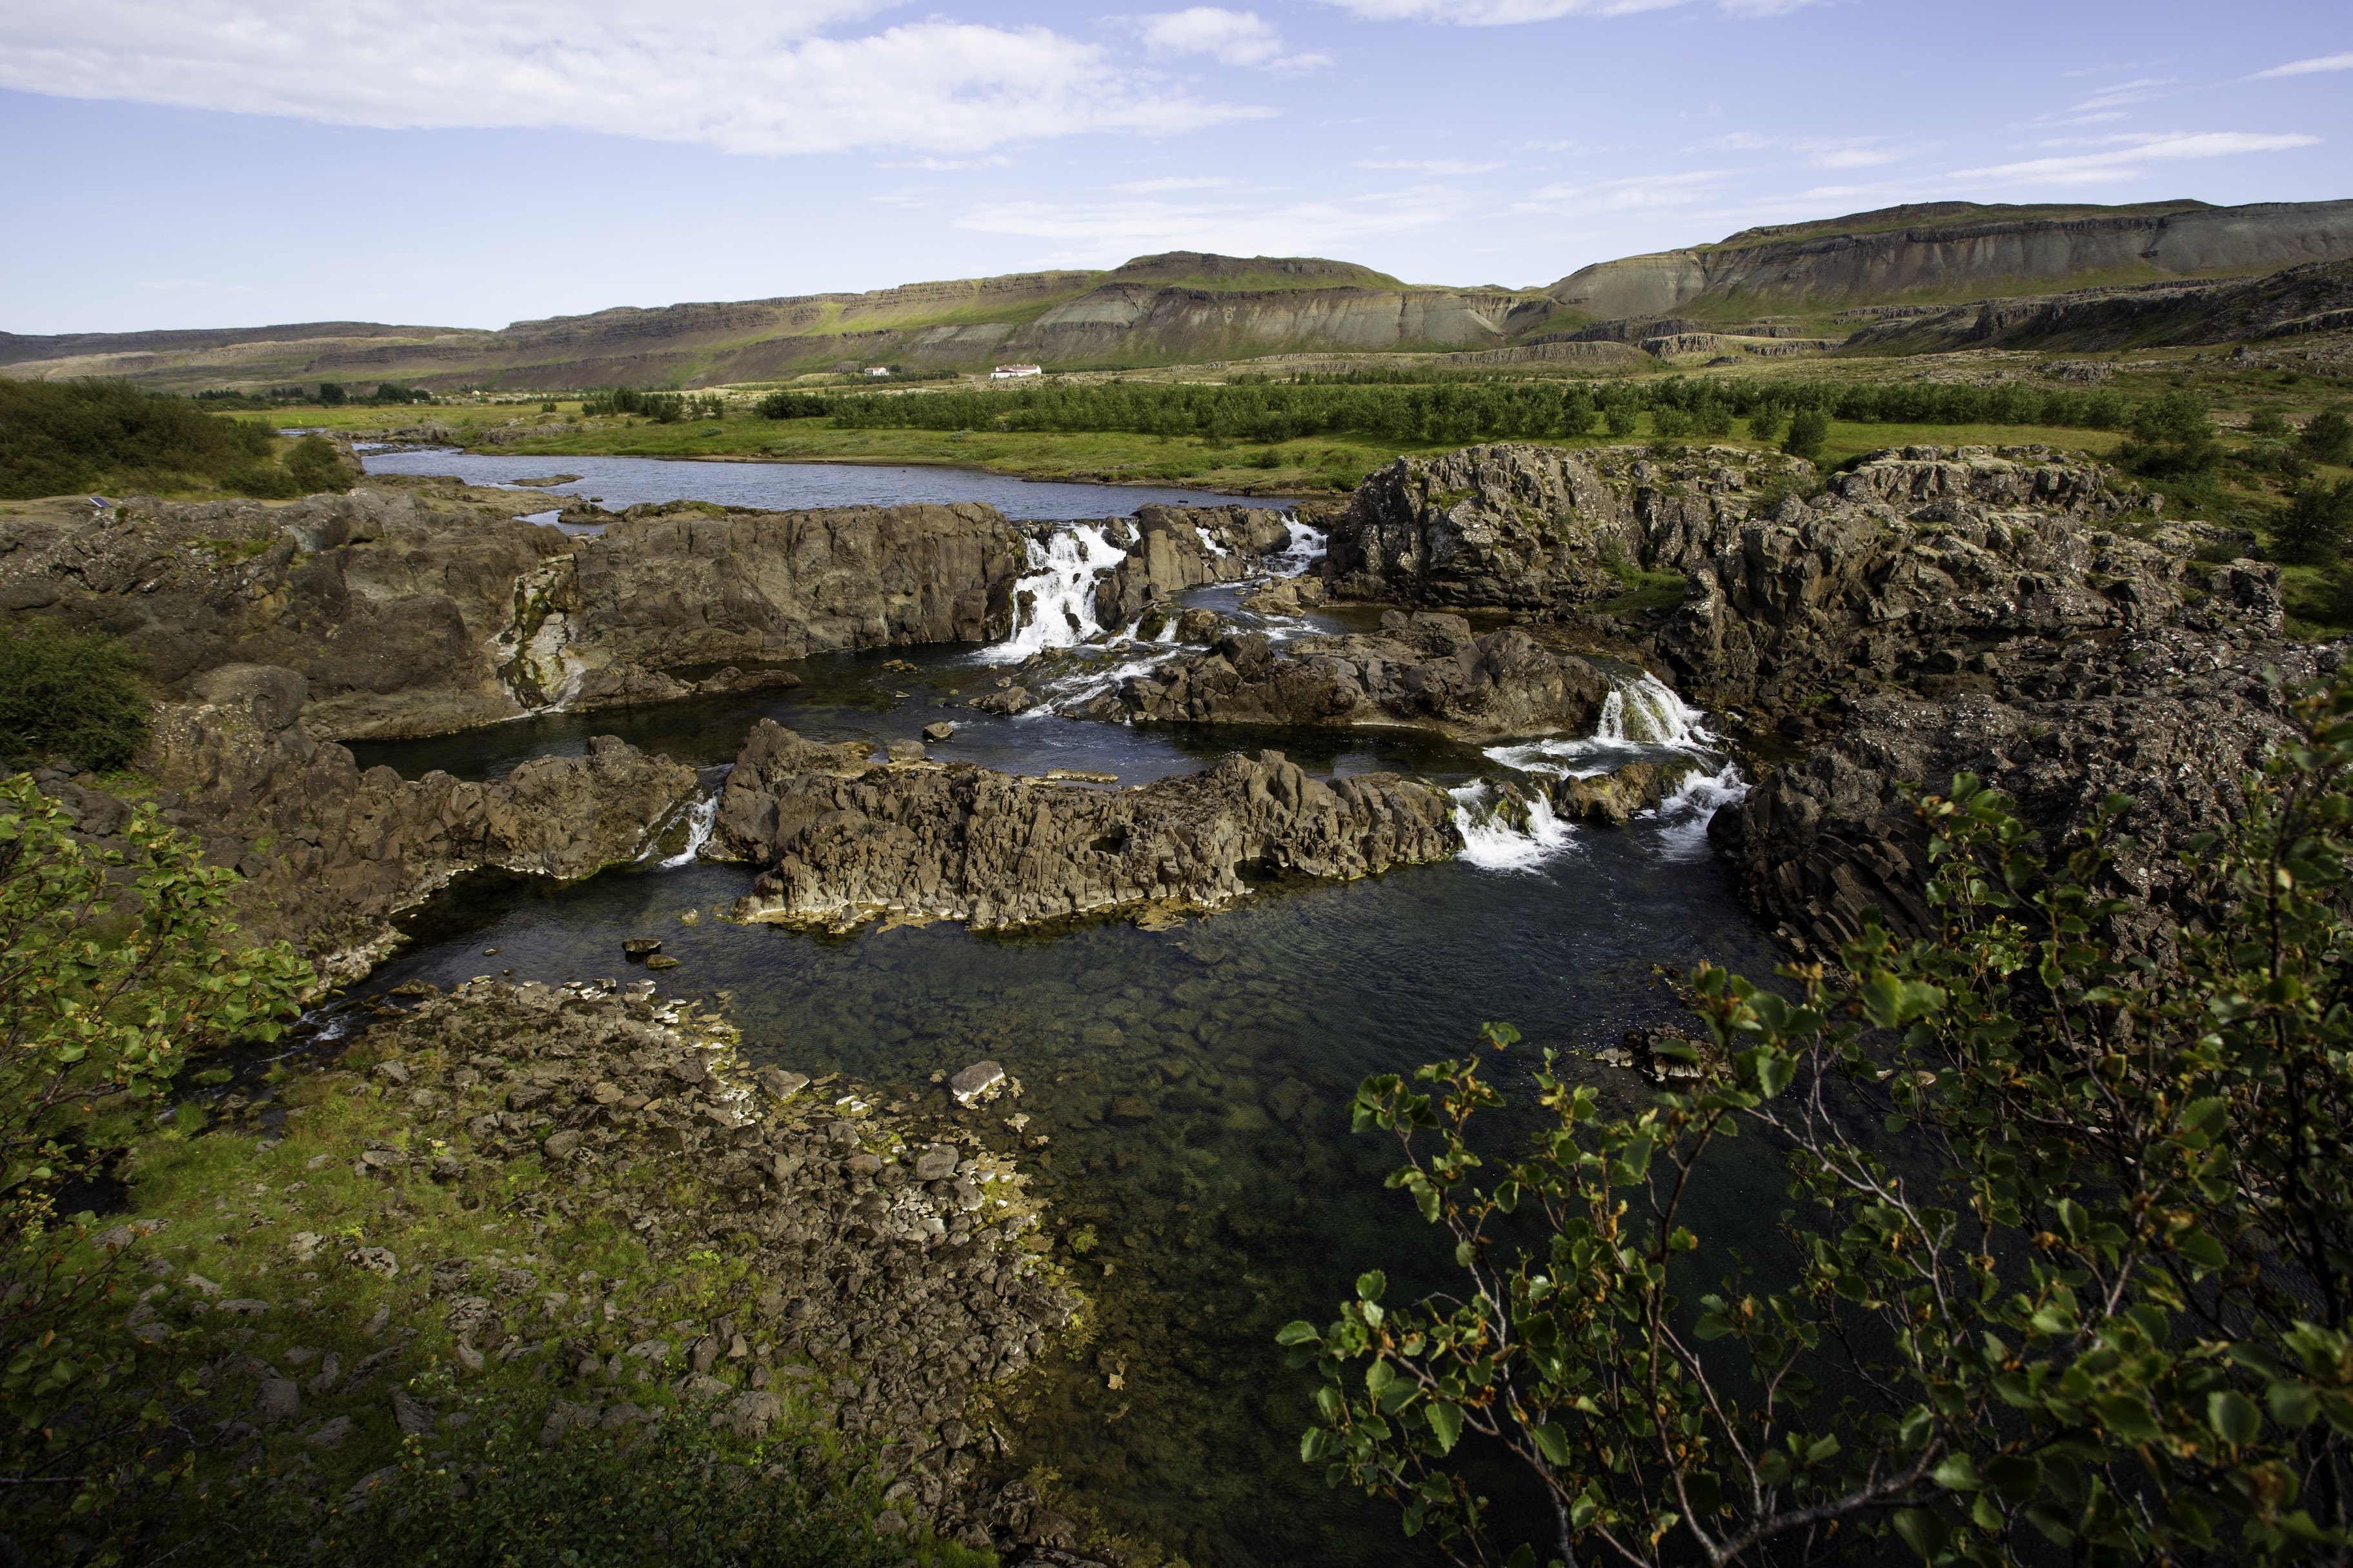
left=34, top=665, right=699, bottom=977
left=710, top=720, right=1456, bottom=931
left=0, top=485, right=1029, bottom=740
left=1542, top=199, right=2353, bottom=319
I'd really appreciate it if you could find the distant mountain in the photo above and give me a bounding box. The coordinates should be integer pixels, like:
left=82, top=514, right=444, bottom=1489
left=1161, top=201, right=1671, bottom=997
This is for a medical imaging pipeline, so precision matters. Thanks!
left=1538, top=199, right=2353, bottom=324
left=6, top=200, right=2351, bottom=392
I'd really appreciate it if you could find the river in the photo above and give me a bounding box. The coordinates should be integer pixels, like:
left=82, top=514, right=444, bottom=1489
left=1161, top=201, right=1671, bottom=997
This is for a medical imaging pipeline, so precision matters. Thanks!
left=346, top=452, right=1785, bottom=1566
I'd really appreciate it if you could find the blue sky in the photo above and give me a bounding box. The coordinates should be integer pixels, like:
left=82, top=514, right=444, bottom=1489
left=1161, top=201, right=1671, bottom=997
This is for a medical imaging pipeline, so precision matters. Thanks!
left=3, top=0, right=2348, bottom=334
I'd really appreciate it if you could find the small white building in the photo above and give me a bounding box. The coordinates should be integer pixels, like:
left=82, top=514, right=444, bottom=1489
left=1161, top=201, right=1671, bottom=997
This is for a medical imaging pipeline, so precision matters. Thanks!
left=864, top=366, right=891, bottom=377
left=991, top=363, right=1043, bottom=380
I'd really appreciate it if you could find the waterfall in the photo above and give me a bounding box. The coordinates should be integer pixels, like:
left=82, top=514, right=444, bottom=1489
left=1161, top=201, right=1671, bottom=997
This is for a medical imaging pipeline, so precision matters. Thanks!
left=1270, top=517, right=1326, bottom=578
left=655, top=768, right=728, bottom=868
left=1648, top=761, right=1749, bottom=861
left=1195, top=523, right=1231, bottom=558
left=984, top=525, right=1113, bottom=663
left=1449, top=783, right=1575, bottom=872
left=1485, top=669, right=1715, bottom=777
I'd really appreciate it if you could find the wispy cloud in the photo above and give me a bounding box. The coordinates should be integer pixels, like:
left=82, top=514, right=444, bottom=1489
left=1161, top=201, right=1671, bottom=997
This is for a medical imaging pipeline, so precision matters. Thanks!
left=1708, top=130, right=1914, bottom=168
left=1512, top=168, right=1733, bottom=212
left=2254, top=50, right=2353, bottom=78
left=1954, top=129, right=2321, bottom=185
left=1116, top=175, right=1235, bottom=192
left=0, top=0, right=1267, bottom=155
left=1134, top=7, right=1329, bottom=71
left=1356, top=157, right=1503, bottom=173
left=2068, top=75, right=2175, bottom=111
left=955, top=186, right=1472, bottom=263
left=1312, top=0, right=1811, bottom=21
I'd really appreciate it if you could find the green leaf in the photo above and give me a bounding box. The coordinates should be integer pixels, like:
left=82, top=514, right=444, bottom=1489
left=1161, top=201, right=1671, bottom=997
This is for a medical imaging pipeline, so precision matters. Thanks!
left=2092, top=1394, right=2159, bottom=1445
left=1356, top=1270, right=1387, bottom=1304
left=1276, top=1321, right=1322, bottom=1347
left=1984, top=1453, right=2042, bottom=1503
left=1932, top=1453, right=1981, bottom=1492
left=2270, top=1381, right=2320, bottom=1429
left=1531, top=1422, right=1571, bottom=1465
left=1891, top=1507, right=1949, bottom=1561
left=2207, top=1391, right=2260, bottom=1446
left=1426, top=1402, right=1464, bottom=1455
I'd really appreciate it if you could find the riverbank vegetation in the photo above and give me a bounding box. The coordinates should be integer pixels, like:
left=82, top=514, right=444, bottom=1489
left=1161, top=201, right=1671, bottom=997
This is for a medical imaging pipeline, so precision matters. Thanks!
left=0, top=776, right=987, bottom=1567
left=0, top=380, right=357, bottom=501
left=0, top=618, right=151, bottom=772
left=1291, top=678, right=2353, bottom=1565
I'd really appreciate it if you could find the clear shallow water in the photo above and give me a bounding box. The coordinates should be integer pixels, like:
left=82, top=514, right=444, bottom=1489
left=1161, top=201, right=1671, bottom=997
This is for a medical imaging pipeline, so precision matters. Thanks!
left=356, top=448, right=1263, bottom=520
left=334, top=452, right=1782, bottom=1565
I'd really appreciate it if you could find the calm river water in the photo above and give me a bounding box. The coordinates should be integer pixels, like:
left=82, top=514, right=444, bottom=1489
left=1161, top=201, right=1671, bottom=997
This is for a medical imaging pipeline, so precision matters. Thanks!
left=341, top=454, right=1784, bottom=1567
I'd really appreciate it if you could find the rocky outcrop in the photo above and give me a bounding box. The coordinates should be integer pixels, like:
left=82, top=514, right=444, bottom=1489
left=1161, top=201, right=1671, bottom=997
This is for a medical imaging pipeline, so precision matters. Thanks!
left=0, top=483, right=574, bottom=739
left=710, top=721, right=1455, bottom=930
left=1841, top=257, right=2353, bottom=354
left=1115, top=613, right=1611, bottom=741
left=1087, top=503, right=1293, bottom=627
left=1715, top=629, right=2326, bottom=955
left=42, top=667, right=700, bottom=975
left=1, top=484, right=1022, bottom=741
left=144, top=974, right=1080, bottom=1555
left=1326, top=442, right=1813, bottom=609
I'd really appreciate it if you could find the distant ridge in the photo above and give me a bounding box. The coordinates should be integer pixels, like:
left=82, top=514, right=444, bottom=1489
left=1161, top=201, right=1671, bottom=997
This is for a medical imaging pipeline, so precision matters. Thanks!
left=5, top=199, right=2350, bottom=391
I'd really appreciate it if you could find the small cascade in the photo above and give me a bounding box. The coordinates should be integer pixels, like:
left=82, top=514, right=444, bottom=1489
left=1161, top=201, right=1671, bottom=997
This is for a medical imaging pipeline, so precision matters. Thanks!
left=652, top=767, right=729, bottom=868
left=984, top=525, right=1114, bottom=663
left=1646, top=761, right=1749, bottom=861
left=1449, top=782, right=1576, bottom=872
left=1195, top=523, right=1231, bottom=558
left=1270, top=516, right=1327, bottom=577
left=1486, top=668, right=1716, bottom=778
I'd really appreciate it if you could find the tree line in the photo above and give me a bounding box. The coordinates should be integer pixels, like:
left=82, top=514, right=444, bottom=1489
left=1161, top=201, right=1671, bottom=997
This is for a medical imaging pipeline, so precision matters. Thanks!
left=747, top=375, right=2145, bottom=446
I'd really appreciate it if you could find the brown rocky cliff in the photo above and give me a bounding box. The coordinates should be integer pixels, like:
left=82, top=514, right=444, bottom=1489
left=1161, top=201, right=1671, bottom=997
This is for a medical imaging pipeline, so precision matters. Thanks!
left=711, top=721, right=1455, bottom=930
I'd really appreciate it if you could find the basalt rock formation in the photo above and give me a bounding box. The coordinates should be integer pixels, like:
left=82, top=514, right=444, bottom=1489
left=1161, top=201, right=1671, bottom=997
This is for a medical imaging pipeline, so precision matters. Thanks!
left=39, top=666, right=698, bottom=978
left=1319, top=438, right=2314, bottom=952
left=1115, top=612, right=1611, bottom=741
left=1086, top=503, right=1293, bottom=628
left=709, top=720, right=1455, bottom=930
left=0, top=483, right=1025, bottom=740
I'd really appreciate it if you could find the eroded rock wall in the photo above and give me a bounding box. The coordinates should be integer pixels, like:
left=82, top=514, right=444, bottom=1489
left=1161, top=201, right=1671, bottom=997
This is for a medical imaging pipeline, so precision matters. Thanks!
left=711, top=721, right=1455, bottom=929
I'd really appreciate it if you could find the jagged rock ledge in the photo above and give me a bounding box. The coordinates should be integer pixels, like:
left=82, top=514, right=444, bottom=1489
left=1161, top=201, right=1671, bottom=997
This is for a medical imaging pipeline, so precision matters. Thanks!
left=130, top=976, right=1083, bottom=1556
left=709, top=719, right=1456, bottom=932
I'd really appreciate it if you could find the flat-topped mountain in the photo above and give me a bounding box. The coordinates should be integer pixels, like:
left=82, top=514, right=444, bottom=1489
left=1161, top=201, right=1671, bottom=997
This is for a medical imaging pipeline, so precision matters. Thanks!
left=7, top=199, right=2350, bottom=391
left=1540, top=198, right=2353, bottom=322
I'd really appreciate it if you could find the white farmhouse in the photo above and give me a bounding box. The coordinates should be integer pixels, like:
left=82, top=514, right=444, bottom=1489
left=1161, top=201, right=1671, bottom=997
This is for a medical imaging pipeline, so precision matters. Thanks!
left=990, top=363, right=1043, bottom=380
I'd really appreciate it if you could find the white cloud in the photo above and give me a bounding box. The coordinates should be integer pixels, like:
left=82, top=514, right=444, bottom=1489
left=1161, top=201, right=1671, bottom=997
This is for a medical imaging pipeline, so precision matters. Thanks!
left=1357, top=157, right=1504, bottom=173
left=2254, top=51, right=2353, bottom=78
left=1135, top=8, right=1329, bottom=70
left=1708, top=130, right=1908, bottom=167
left=0, top=0, right=1264, bottom=155
left=956, top=186, right=1470, bottom=261
left=1118, top=176, right=1235, bottom=192
left=1315, top=0, right=1683, bottom=23
left=1311, top=0, right=1809, bottom=23
left=2070, top=75, right=2175, bottom=111
left=1511, top=168, right=1732, bottom=212
left=1954, top=130, right=2321, bottom=185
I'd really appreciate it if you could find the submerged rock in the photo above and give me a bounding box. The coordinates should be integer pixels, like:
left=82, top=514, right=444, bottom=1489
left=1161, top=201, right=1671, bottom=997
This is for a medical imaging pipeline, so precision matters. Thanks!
left=713, top=720, right=1455, bottom=930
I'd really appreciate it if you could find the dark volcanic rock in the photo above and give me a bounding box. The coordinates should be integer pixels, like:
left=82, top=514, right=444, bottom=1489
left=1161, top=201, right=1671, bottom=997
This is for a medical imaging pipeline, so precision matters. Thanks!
left=1118, top=612, right=1611, bottom=741
left=711, top=720, right=1455, bottom=929
left=89, top=676, right=699, bottom=977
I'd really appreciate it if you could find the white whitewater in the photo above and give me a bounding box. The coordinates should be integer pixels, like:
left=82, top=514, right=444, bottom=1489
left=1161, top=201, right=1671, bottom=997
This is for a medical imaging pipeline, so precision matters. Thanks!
left=658, top=774, right=725, bottom=868
left=1484, top=670, right=1715, bottom=778
left=1270, top=517, right=1327, bottom=578
left=984, top=525, right=1114, bottom=663
left=1648, top=761, right=1749, bottom=861
left=1449, top=783, right=1576, bottom=872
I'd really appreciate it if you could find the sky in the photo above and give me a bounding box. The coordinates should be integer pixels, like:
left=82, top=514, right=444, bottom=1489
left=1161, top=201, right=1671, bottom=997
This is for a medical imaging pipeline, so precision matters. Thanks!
left=2, top=0, right=2348, bottom=334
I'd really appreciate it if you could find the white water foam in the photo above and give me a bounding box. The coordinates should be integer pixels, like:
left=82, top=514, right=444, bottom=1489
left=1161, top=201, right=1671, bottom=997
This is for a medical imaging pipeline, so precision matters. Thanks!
left=1645, top=760, right=1749, bottom=861
left=1483, top=670, right=1715, bottom=778
left=1270, top=517, right=1327, bottom=578
left=659, top=787, right=721, bottom=868
left=983, top=525, right=1114, bottom=663
left=1449, top=783, right=1576, bottom=872
left=1195, top=523, right=1231, bottom=558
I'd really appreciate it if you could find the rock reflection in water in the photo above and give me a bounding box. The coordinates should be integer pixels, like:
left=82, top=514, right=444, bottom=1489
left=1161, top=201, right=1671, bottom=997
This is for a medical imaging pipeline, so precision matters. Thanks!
left=363, top=809, right=1780, bottom=1567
